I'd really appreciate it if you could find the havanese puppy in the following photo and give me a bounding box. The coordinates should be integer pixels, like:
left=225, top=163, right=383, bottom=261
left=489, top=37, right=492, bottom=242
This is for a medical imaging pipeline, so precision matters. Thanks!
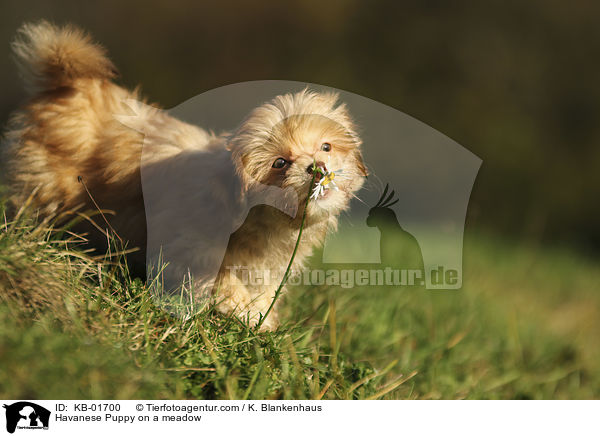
left=2, top=21, right=367, bottom=329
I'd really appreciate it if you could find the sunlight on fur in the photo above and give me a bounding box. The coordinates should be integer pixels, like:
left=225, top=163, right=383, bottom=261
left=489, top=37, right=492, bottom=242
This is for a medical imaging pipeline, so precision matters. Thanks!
left=1, top=21, right=367, bottom=330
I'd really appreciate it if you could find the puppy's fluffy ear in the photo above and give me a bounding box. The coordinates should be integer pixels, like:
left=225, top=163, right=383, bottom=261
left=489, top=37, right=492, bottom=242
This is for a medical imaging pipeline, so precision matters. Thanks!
left=354, top=149, right=368, bottom=177
left=230, top=149, right=255, bottom=194
left=329, top=100, right=367, bottom=177
left=227, top=135, right=262, bottom=194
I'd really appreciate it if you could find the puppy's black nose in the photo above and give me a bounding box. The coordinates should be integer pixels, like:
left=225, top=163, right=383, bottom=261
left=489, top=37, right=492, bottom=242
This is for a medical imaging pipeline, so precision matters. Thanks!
left=307, top=161, right=327, bottom=180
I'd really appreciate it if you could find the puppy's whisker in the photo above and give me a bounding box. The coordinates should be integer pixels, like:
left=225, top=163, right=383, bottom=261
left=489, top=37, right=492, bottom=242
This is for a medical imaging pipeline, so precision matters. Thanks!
left=349, top=191, right=367, bottom=205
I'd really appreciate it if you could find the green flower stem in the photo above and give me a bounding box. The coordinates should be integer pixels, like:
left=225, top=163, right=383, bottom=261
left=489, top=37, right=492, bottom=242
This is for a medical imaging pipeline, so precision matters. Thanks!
left=255, top=163, right=319, bottom=330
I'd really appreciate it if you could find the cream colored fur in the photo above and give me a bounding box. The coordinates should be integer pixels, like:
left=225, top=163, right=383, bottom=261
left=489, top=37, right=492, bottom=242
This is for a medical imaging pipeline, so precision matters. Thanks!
left=2, top=21, right=367, bottom=330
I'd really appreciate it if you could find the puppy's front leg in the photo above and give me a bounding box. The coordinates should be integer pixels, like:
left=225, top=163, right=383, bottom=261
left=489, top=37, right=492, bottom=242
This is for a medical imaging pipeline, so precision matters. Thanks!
left=214, top=272, right=280, bottom=331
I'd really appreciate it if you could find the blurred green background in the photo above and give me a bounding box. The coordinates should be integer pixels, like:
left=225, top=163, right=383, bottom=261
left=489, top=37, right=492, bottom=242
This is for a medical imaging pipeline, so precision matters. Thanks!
left=1, top=0, right=599, bottom=254
left=1, top=0, right=599, bottom=400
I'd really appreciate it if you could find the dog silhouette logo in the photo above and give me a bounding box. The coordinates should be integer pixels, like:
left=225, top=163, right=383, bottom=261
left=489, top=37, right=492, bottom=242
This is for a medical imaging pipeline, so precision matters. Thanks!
left=2, top=402, right=50, bottom=434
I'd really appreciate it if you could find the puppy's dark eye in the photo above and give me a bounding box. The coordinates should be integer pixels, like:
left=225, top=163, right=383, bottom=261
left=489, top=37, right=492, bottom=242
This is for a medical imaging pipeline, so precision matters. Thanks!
left=272, top=157, right=288, bottom=169
left=321, top=142, right=332, bottom=152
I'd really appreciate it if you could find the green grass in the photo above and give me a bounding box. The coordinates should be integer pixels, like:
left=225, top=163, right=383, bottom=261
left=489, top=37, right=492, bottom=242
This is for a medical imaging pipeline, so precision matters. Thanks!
left=0, top=207, right=598, bottom=399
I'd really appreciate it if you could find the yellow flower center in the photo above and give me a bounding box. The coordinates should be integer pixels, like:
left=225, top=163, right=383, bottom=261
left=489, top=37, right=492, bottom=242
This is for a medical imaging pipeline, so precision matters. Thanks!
left=321, top=172, right=335, bottom=186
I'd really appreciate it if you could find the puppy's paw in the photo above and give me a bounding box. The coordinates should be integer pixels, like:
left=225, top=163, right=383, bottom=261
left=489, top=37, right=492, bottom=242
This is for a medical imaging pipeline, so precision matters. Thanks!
left=243, top=311, right=279, bottom=332
left=254, top=314, right=280, bottom=332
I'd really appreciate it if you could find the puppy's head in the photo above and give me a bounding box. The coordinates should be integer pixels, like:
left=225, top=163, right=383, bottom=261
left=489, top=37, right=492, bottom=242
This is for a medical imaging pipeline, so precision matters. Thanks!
left=228, top=90, right=367, bottom=216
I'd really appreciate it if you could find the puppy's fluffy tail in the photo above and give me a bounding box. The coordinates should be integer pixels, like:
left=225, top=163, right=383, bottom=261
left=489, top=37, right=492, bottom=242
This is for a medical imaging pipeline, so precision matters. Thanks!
left=12, top=21, right=116, bottom=92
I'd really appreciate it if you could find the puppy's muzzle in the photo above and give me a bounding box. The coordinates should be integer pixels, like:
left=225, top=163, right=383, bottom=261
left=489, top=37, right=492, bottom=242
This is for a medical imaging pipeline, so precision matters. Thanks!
left=306, top=161, right=327, bottom=181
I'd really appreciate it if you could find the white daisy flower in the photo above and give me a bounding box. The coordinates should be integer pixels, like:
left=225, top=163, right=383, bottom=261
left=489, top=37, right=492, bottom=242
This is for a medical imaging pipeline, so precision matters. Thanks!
left=310, top=161, right=346, bottom=200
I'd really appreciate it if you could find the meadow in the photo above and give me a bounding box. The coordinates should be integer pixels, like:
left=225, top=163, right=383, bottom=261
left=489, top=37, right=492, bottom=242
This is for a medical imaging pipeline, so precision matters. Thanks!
left=0, top=205, right=598, bottom=399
